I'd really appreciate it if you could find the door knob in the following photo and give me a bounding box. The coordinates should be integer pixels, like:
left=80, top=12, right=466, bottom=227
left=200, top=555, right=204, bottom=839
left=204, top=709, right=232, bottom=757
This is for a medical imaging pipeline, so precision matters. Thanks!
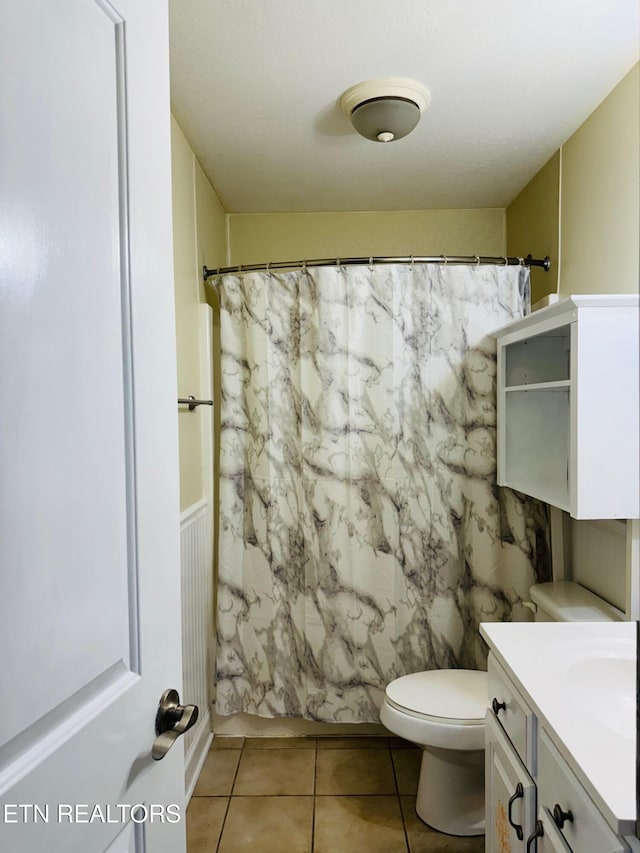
left=152, top=689, right=199, bottom=760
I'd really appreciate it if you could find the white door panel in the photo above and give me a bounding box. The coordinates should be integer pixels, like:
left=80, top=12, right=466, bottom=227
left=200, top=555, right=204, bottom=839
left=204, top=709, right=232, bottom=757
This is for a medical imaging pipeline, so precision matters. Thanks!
left=2, top=0, right=130, bottom=743
left=0, top=1, right=186, bottom=850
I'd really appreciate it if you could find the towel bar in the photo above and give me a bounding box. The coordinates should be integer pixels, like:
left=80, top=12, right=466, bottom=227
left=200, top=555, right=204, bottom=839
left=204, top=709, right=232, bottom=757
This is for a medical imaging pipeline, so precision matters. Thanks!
left=178, top=396, right=213, bottom=411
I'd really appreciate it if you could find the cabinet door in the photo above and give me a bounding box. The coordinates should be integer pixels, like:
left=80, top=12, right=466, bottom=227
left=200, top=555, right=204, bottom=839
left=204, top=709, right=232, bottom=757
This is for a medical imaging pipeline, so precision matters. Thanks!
left=486, top=711, right=536, bottom=853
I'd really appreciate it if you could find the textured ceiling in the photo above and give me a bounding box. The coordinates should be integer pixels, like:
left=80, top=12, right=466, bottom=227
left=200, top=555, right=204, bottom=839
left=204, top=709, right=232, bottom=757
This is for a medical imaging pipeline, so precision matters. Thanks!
left=169, top=0, right=639, bottom=213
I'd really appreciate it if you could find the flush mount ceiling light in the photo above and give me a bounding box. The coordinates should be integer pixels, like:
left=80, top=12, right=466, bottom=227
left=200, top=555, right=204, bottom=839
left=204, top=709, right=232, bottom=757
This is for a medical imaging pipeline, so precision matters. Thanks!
left=340, top=77, right=431, bottom=143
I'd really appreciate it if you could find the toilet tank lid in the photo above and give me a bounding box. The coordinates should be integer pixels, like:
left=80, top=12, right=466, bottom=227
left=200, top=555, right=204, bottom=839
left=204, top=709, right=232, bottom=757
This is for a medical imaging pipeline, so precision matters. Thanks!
left=529, top=581, right=624, bottom=622
left=385, top=670, right=488, bottom=722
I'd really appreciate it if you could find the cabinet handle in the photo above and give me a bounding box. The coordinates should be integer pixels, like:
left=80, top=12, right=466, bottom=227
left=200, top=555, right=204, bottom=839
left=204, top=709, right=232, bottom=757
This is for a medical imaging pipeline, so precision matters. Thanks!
left=526, top=819, right=544, bottom=852
left=507, top=782, right=524, bottom=840
left=553, top=803, right=573, bottom=829
left=492, top=697, right=506, bottom=715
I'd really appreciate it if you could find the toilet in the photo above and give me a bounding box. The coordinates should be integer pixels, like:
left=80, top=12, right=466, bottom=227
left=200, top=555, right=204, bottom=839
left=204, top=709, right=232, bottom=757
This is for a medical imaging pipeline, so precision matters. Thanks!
left=380, top=580, right=623, bottom=837
left=380, top=668, right=487, bottom=836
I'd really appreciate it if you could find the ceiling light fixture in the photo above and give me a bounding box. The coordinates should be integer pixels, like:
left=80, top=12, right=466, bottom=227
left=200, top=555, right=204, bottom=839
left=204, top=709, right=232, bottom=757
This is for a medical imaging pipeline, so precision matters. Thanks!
left=340, top=77, right=431, bottom=143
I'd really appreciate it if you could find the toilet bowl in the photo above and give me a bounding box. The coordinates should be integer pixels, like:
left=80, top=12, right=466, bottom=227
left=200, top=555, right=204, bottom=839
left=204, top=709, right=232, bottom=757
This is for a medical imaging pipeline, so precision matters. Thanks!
left=380, top=669, right=487, bottom=837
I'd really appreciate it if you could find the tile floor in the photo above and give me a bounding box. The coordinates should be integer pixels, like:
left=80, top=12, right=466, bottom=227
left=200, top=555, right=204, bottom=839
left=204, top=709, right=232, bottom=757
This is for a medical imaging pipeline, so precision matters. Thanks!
left=187, top=736, right=485, bottom=853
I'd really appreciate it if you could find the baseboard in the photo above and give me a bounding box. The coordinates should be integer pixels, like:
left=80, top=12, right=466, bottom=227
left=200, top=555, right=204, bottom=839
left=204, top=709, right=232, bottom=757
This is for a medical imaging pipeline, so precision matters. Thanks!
left=184, top=709, right=213, bottom=803
left=212, top=712, right=388, bottom=738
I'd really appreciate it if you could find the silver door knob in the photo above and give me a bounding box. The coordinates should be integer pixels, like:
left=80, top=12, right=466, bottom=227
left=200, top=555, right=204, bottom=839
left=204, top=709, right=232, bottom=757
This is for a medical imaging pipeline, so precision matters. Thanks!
left=152, top=688, right=199, bottom=760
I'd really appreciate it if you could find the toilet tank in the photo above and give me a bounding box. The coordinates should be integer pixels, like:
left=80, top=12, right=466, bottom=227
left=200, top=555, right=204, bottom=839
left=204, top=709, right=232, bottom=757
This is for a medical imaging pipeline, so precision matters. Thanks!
left=529, top=581, right=625, bottom=622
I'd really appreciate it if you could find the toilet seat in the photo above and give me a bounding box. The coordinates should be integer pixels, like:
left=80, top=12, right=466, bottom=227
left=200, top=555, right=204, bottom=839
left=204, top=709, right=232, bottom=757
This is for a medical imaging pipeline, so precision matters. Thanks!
left=380, top=669, right=488, bottom=751
left=385, top=669, right=487, bottom=724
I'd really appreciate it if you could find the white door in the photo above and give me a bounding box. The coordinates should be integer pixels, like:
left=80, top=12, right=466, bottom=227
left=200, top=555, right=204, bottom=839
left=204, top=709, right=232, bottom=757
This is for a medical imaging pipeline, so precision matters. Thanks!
left=0, top=2, right=187, bottom=851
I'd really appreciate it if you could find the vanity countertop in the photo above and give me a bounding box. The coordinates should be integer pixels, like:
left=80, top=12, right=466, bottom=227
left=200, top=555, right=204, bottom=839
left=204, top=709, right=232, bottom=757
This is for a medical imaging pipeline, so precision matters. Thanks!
left=480, top=620, right=636, bottom=835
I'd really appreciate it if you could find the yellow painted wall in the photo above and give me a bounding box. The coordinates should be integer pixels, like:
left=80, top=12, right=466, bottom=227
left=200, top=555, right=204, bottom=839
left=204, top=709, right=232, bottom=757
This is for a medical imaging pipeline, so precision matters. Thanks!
left=228, top=208, right=505, bottom=266
left=507, top=152, right=560, bottom=305
left=171, top=116, right=226, bottom=511
left=560, top=64, right=639, bottom=296
left=195, top=160, right=227, bottom=299
left=507, top=64, right=639, bottom=301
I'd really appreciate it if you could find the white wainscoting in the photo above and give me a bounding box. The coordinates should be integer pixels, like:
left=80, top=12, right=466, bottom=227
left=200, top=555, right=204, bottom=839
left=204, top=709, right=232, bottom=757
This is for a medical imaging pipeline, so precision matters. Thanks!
left=181, top=497, right=214, bottom=800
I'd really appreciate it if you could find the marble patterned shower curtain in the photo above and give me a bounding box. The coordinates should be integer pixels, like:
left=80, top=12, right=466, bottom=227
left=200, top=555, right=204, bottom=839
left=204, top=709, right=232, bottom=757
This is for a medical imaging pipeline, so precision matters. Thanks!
left=215, top=263, right=549, bottom=722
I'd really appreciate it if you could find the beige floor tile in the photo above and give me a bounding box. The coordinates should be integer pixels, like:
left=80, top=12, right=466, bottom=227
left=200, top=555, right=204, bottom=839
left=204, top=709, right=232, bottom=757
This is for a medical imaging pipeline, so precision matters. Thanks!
left=400, top=797, right=485, bottom=853
left=234, top=748, right=315, bottom=795
left=315, top=748, right=396, bottom=795
left=314, top=795, right=408, bottom=853
left=392, top=748, right=422, bottom=795
left=218, top=796, right=313, bottom=853
left=193, top=749, right=241, bottom=796
left=244, top=736, right=316, bottom=749
left=316, top=736, right=389, bottom=749
left=211, top=736, right=244, bottom=749
left=186, top=797, right=228, bottom=853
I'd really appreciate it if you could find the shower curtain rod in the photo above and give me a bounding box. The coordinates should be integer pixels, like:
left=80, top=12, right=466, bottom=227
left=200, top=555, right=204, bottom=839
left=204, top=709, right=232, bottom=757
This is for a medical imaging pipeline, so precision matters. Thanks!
left=202, top=253, right=550, bottom=280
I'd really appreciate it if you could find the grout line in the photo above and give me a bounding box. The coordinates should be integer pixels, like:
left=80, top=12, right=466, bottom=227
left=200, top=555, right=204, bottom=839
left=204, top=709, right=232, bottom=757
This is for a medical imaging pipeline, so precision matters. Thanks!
left=313, top=793, right=405, bottom=797
left=214, top=742, right=244, bottom=853
left=214, top=795, right=231, bottom=853
left=388, top=740, right=400, bottom=797
left=230, top=740, right=245, bottom=794
left=398, top=795, right=412, bottom=853
left=389, top=741, right=412, bottom=852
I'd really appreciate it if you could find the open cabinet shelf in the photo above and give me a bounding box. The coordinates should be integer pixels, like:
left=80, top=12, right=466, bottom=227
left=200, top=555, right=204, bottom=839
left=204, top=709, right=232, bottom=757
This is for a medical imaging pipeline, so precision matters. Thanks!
left=492, top=295, right=639, bottom=520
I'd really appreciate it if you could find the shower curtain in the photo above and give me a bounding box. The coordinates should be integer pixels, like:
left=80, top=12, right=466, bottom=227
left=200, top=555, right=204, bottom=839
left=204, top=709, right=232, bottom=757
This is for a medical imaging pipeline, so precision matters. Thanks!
left=215, top=262, right=549, bottom=722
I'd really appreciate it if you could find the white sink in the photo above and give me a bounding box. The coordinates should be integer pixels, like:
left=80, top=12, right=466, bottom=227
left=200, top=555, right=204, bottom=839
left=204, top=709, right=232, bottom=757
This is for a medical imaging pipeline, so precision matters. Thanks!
left=565, top=644, right=635, bottom=740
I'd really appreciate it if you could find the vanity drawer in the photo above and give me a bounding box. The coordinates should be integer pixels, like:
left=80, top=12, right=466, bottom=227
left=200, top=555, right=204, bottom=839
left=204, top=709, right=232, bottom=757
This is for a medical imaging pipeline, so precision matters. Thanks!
left=538, top=729, right=629, bottom=853
left=488, top=653, right=536, bottom=771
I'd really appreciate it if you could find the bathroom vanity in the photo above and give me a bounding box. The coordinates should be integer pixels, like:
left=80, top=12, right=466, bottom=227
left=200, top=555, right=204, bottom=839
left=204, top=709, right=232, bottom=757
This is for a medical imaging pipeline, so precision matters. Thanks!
left=481, top=621, right=637, bottom=852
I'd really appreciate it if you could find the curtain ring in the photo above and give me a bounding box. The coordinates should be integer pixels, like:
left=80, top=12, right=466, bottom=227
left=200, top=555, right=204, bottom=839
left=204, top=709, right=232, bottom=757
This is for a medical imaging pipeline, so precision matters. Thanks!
left=302, top=260, right=306, bottom=272
left=336, top=258, right=342, bottom=272
left=369, top=256, right=374, bottom=271
left=266, top=261, right=271, bottom=275
left=410, top=255, right=414, bottom=267
left=441, top=255, right=448, bottom=265
left=238, top=263, right=242, bottom=273
left=503, top=256, right=509, bottom=266
left=474, top=255, right=480, bottom=269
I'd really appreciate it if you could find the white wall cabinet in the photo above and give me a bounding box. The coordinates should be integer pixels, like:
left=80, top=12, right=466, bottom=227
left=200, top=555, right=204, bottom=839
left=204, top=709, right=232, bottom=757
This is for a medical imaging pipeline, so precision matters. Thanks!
left=492, top=296, right=639, bottom=519
left=486, top=654, right=631, bottom=853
